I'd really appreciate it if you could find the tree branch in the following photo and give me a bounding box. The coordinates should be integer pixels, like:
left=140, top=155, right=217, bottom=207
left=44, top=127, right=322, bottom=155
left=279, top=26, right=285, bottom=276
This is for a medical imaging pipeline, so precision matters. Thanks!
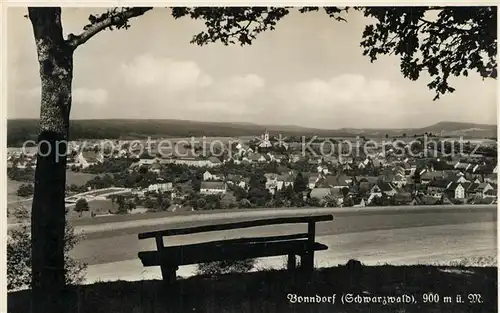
left=67, top=7, right=153, bottom=49
left=418, top=17, right=472, bottom=33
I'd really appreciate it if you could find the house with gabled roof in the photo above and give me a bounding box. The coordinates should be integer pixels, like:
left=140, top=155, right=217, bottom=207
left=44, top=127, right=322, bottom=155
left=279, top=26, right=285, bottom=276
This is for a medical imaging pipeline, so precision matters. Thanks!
left=319, top=174, right=352, bottom=189
left=391, top=172, right=408, bottom=188
left=265, top=173, right=279, bottom=191
left=200, top=181, right=227, bottom=195
left=446, top=182, right=468, bottom=199
left=412, top=194, right=442, bottom=205
left=393, top=192, right=413, bottom=205
left=208, top=156, right=222, bottom=167
left=268, top=153, right=287, bottom=163
left=248, top=153, right=268, bottom=163
left=308, top=157, right=322, bottom=165
left=454, top=162, right=471, bottom=171
left=276, top=173, right=295, bottom=190
left=149, top=162, right=162, bottom=174
left=289, top=153, right=305, bottom=163
left=322, top=155, right=339, bottom=165
left=426, top=179, right=452, bottom=198
left=484, top=173, right=497, bottom=184
left=352, top=198, right=366, bottom=207
left=309, top=187, right=332, bottom=201
left=483, top=188, right=497, bottom=198
left=203, top=170, right=222, bottom=181
left=469, top=182, right=495, bottom=198
left=420, top=170, right=447, bottom=184
left=317, top=165, right=329, bottom=175
left=77, top=151, right=104, bottom=169
left=372, top=158, right=384, bottom=168
left=307, top=172, right=321, bottom=189
left=358, top=176, right=379, bottom=185
left=370, top=182, right=398, bottom=197
left=148, top=182, right=173, bottom=193
left=130, top=158, right=156, bottom=170
left=342, top=163, right=352, bottom=171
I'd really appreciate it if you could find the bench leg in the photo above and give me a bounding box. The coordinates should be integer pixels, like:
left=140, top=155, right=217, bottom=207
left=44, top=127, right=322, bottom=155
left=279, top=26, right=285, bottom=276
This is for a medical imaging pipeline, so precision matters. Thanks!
left=160, top=265, right=178, bottom=283
left=301, top=251, right=314, bottom=272
left=287, top=254, right=296, bottom=270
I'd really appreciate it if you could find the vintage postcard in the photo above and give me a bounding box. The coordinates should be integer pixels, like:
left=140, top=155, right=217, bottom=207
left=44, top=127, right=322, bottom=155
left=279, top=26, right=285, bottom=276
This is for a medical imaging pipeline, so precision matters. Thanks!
left=2, top=3, right=498, bottom=313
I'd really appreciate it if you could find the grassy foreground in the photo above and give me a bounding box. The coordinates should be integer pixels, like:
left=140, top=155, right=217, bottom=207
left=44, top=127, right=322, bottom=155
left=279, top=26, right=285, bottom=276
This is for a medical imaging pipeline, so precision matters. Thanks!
left=8, top=263, right=497, bottom=313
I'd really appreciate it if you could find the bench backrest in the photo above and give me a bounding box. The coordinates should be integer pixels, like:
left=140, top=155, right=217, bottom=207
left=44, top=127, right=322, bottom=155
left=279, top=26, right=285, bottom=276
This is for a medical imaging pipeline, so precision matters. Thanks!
left=138, top=214, right=333, bottom=240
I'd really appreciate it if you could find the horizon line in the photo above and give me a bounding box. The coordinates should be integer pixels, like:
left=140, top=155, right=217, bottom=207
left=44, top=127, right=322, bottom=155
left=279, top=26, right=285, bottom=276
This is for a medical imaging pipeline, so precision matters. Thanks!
left=6, top=118, right=498, bottom=131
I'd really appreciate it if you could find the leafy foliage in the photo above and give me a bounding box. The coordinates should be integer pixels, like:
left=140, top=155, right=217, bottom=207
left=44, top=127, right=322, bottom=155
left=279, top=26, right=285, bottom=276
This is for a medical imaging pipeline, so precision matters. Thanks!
left=172, top=7, right=291, bottom=46
left=83, top=7, right=151, bottom=32
left=293, top=172, right=308, bottom=194
left=171, top=7, right=350, bottom=46
left=7, top=223, right=86, bottom=291
left=360, top=6, right=497, bottom=99
left=84, top=158, right=137, bottom=174
left=8, top=167, right=35, bottom=182
left=12, top=205, right=30, bottom=221
left=74, top=198, right=89, bottom=213
left=196, top=259, right=256, bottom=276
left=16, top=184, right=34, bottom=197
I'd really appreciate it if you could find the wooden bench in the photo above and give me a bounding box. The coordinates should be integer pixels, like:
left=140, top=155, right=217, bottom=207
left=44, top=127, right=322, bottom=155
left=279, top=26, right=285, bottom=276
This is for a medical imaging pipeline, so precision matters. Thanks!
left=137, top=214, right=333, bottom=282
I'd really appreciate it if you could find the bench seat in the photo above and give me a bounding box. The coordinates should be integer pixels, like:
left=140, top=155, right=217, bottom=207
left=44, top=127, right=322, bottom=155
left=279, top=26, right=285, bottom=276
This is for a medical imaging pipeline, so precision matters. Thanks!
left=138, top=237, right=328, bottom=267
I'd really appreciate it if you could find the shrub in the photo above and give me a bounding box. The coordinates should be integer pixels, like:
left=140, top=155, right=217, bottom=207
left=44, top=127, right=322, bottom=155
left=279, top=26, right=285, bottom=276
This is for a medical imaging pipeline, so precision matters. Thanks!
left=8, top=167, right=35, bottom=182
left=196, top=259, right=256, bottom=276
left=238, top=198, right=252, bottom=208
left=12, top=205, right=30, bottom=221
left=7, top=223, right=87, bottom=291
left=74, top=198, right=90, bottom=213
left=16, top=184, right=34, bottom=197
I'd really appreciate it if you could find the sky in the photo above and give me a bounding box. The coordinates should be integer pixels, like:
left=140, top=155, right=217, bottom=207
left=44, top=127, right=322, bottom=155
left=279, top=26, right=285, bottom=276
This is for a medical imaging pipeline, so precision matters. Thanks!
left=7, top=7, right=498, bottom=129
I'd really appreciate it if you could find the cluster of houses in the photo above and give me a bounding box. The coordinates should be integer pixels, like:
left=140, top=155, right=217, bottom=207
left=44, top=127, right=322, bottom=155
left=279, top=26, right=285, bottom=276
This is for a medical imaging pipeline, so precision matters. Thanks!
left=7, top=133, right=499, bottom=207
left=7, top=150, right=37, bottom=169
left=189, top=163, right=498, bottom=206
left=127, top=152, right=498, bottom=207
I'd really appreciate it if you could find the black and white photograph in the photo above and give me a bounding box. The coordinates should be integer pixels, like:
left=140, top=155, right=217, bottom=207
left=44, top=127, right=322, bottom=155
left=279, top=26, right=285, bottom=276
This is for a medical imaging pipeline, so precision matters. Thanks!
left=2, top=4, right=498, bottom=313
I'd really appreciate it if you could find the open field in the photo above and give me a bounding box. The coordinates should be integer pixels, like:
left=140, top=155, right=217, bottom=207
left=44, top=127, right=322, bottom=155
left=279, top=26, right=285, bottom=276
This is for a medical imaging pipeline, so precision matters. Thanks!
left=67, top=199, right=118, bottom=219
left=7, top=171, right=96, bottom=201
left=66, top=171, right=97, bottom=186
left=10, top=197, right=121, bottom=221
left=70, top=206, right=496, bottom=266
left=7, top=171, right=97, bottom=220
left=68, top=204, right=496, bottom=230
left=6, top=179, right=24, bottom=202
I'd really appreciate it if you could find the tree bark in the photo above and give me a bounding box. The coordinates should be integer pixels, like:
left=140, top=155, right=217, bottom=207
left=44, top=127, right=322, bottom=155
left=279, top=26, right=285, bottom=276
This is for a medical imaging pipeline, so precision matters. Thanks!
left=28, top=8, right=73, bottom=313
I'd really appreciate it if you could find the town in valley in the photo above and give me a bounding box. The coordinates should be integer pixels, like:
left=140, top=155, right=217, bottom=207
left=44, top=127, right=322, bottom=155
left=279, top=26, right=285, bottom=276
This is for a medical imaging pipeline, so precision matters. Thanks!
left=7, top=122, right=498, bottom=222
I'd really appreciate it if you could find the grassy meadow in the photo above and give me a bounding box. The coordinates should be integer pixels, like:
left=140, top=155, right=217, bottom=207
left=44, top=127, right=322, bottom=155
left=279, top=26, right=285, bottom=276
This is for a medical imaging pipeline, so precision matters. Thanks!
left=7, top=263, right=497, bottom=313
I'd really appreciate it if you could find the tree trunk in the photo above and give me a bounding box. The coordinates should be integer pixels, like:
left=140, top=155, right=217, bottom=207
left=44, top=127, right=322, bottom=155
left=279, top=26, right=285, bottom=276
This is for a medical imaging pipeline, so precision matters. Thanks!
left=28, top=8, right=73, bottom=313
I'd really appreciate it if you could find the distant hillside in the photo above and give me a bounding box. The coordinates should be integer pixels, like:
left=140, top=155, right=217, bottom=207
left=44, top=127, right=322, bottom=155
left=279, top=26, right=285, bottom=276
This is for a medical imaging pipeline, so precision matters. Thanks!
left=419, top=121, right=497, bottom=136
left=339, top=121, right=497, bottom=138
left=7, top=119, right=497, bottom=147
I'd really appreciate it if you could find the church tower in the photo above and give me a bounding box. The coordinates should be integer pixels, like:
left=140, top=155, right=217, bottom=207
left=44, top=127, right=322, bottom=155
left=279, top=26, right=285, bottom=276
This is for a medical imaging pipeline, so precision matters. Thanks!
left=258, top=129, right=272, bottom=150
